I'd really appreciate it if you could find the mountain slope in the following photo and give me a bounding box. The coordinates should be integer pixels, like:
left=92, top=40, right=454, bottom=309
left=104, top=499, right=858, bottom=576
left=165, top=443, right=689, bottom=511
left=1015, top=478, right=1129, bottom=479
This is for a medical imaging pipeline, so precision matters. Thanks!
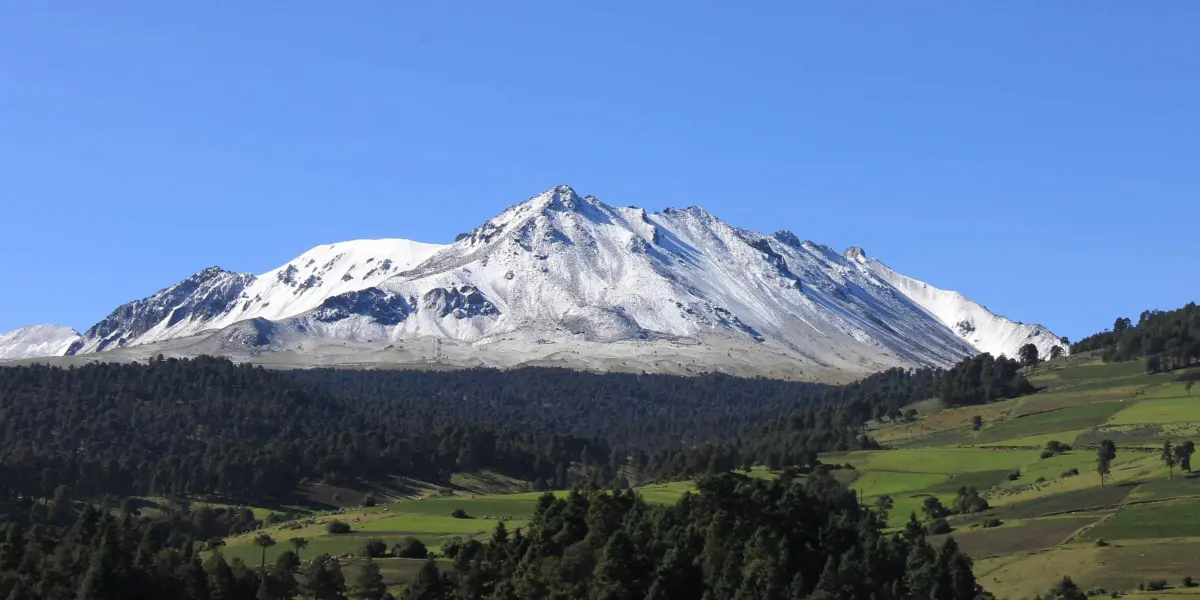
left=0, top=325, right=82, bottom=360
left=67, top=239, right=445, bottom=354
left=0, top=186, right=1066, bottom=377
left=859, top=251, right=1065, bottom=360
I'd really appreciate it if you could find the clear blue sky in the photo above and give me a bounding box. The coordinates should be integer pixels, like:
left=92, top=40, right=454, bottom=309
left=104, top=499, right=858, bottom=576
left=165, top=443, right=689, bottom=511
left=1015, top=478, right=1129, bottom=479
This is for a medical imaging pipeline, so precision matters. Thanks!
left=2, top=2, right=1197, bottom=341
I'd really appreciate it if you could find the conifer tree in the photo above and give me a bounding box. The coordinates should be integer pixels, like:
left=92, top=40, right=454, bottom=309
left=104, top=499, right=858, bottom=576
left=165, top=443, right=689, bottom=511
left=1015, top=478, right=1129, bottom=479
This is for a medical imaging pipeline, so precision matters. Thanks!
left=205, top=552, right=236, bottom=600
left=1176, top=440, right=1196, bottom=472
left=255, top=532, right=277, bottom=571
left=1163, top=440, right=1177, bottom=479
left=1097, top=440, right=1117, bottom=487
left=303, top=555, right=348, bottom=600
left=351, top=558, right=387, bottom=600
left=402, top=559, right=445, bottom=600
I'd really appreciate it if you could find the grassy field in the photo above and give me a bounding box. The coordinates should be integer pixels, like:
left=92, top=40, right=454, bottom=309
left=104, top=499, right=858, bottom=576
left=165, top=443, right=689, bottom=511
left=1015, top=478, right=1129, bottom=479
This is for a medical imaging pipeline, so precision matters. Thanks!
left=830, top=357, right=1200, bottom=598
left=1089, top=497, right=1200, bottom=540
left=214, top=477, right=699, bottom=588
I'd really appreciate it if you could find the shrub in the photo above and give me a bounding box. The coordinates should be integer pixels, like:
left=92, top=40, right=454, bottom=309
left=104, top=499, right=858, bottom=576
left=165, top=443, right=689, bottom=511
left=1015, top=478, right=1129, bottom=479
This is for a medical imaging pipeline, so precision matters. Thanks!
left=451, top=508, right=471, bottom=519
left=1062, top=468, right=1080, bottom=477
left=1095, top=538, right=1109, bottom=547
left=326, top=520, right=351, bottom=534
left=441, top=538, right=463, bottom=559
left=1036, top=476, right=1047, bottom=483
left=1007, top=470, right=1021, bottom=481
left=982, top=518, right=1002, bottom=528
left=362, top=538, right=388, bottom=558
left=927, top=518, right=952, bottom=535
left=393, top=536, right=428, bottom=559
left=1146, top=579, right=1168, bottom=591
left=1184, top=576, right=1195, bottom=588
left=361, top=494, right=377, bottom=508
left=332, top=493, right=344, bottom=502
left=1039, top=450, right=1055, bottom=460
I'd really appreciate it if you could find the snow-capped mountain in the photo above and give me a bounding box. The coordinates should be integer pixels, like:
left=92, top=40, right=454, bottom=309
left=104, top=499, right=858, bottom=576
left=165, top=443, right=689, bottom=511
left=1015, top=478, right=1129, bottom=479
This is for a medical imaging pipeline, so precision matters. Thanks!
left=66, top=239, right=445, bottom=355
left=0, top=186, right=1066, bottom=377
left=0, top=325, right=82, bottom=360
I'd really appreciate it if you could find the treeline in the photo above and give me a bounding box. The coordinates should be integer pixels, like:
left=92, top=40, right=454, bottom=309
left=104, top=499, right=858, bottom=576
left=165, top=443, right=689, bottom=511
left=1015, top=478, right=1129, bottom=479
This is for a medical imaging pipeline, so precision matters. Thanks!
left=936, top=353, right=1034, bottom=408
left=0, top=473, right=996, bottom=600
left=429, top=472, right=990, bottom=600
left=0, top=503, right=288, bottom=600
left=289, top=367, right=834, bottom=451
left=0, top=502, right=375, bottom=600
left=1071, top=302, right=1200, bottom=371
left=0, top=351, right=1037, bottom=507
left=0, top=357, right=615, bottom=503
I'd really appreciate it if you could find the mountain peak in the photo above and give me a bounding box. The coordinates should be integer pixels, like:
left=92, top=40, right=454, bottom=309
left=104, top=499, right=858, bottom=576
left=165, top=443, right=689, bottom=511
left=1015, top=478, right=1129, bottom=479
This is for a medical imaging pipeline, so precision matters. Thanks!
left=541, top=185, right=589, bottom=212
left=0, top=324, right=82, bottom=360
left=0, top=185, right=1068, bottom=376
left=844, top=246, right=868, bottom=263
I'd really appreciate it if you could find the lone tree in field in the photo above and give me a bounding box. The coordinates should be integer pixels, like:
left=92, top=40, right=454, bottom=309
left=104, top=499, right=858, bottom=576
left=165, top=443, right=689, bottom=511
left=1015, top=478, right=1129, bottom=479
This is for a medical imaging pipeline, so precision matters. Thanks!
left=1050, top=345, right=1064, bottom=360
left=290, top=537, right=308, bottom=560
left=1176, top=440, right=1196, bottom=472
left=972, top=415, right=983, bottom=431
left=1020, top=343, right=1040, bottom=368
left=1188, top=380, right=1195, bottom=397
left=1097, top=440, right=1117, bottom=487
left=254, top=532, right=277, bottom=571
left=1162, top=440, right=1177, bottom=479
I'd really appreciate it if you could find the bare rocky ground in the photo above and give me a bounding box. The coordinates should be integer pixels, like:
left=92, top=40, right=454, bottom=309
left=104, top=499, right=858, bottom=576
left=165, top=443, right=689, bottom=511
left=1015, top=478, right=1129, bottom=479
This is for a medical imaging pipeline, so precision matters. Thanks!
left=3, top=330, right=858, bottom=384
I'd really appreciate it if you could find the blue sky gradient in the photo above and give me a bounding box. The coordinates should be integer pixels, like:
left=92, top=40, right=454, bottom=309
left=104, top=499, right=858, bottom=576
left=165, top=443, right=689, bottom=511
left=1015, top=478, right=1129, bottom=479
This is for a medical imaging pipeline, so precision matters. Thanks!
left=2, top=2, right=1197, bottom=340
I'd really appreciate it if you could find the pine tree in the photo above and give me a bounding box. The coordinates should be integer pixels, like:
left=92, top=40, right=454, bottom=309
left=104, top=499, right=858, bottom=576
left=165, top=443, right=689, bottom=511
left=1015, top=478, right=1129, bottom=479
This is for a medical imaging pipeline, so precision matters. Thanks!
left=402, top=559, right=446, bottom=600
left=1177, top=441, right=1196, bottom=472
left=351, top=558, right=387, bottom=600
left=255, top=532, right=277, bottom=571
left=303, top=555, right=348, bottom=600
left=1020, top=343, right=1040, bottom=368
left=1163, top=440, right=1177, bottom=479
left=76, top=523, right=122, bottom=600
left=1097, top=440, right=1117, bottom=487
left=205, top=552, right=236, bottom=600
left=590, top=530, right=642, bottom=600
left=289, top=537, right=308, bottom=561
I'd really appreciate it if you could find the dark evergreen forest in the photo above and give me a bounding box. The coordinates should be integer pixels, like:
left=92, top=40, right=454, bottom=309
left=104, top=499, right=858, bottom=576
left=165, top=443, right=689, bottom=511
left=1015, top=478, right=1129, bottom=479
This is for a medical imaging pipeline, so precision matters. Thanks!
left=0, top=342, right=1053, bottom=599
left=1071, top=302, right=1200, bottom=371
left=0, top=473, right=998, bottom=600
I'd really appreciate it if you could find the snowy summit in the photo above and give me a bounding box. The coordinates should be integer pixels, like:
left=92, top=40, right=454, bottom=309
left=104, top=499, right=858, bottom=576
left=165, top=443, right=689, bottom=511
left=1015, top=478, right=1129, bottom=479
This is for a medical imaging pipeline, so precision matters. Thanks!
left=0, top=186, right=1066, bottom=379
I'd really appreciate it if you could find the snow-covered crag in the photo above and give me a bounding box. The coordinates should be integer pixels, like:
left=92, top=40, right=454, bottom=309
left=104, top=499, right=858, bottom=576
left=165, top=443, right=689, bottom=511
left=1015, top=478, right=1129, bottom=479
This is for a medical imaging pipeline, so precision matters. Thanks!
left=0, top=186, right=1066, bottom=377
left=0, top=325, right=82, bottom=360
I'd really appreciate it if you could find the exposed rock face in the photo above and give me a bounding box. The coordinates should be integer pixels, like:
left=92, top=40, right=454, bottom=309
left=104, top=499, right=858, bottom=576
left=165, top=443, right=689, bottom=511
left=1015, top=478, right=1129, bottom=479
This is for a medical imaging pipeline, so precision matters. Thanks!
left=73, top=267, right=255, bottom=353
left=420, top=286, right=499, bottom=319
left=313, top=289, right=419, bottom=326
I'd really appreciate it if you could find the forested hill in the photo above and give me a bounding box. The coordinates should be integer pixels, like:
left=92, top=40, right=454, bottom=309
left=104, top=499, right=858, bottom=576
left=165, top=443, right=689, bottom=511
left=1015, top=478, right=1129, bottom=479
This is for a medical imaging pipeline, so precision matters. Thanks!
left=0, top=353, right=1043, bottom=509
left=0, top=357, right=614, bottom=501
left=1071, top=302, right=1199, bottom=370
